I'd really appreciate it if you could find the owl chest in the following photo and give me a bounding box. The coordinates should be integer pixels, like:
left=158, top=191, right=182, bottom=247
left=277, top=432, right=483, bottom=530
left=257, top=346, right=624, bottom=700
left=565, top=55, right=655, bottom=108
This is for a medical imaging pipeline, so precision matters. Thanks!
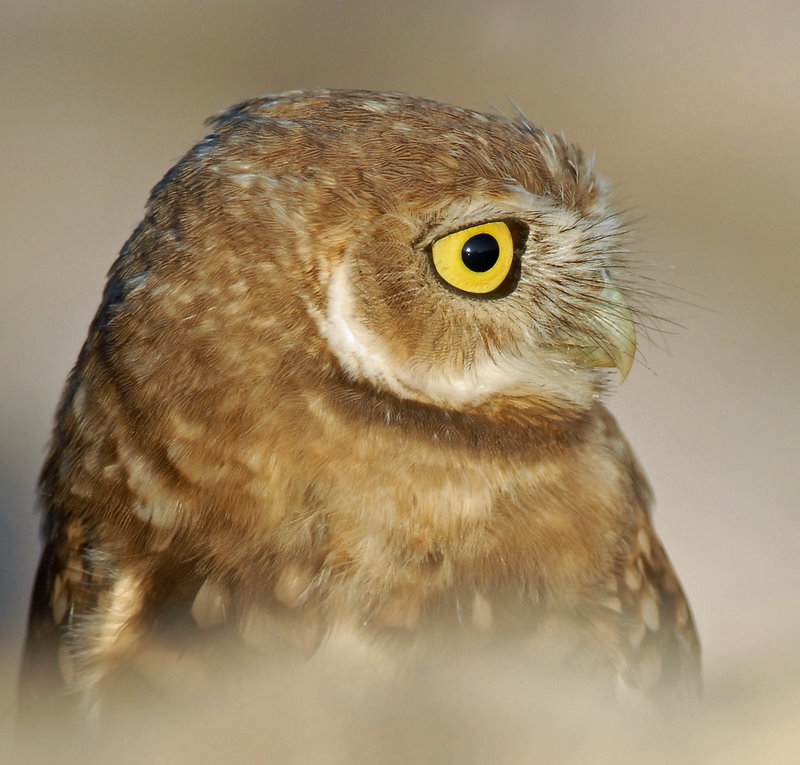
left=235, top=416, right=625, bottom=644
left=262, top=428, right=501, bottom=586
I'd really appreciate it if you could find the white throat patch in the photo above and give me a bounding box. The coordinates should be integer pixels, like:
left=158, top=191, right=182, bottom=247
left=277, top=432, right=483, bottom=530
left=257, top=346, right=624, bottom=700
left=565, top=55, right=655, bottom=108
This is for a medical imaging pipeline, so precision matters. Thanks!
left=315, top=263, right=595, bottom=410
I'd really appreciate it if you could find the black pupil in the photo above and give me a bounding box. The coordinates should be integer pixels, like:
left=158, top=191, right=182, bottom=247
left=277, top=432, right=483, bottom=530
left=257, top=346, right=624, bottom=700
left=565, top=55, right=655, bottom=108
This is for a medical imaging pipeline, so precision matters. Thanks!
left=461, top=233, right=500, bottom=272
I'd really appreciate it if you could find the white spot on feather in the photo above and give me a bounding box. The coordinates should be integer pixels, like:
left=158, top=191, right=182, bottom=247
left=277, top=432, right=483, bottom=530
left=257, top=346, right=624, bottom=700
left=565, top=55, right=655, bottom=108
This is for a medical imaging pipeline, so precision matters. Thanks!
left=641, top=593, right=660, bottom=632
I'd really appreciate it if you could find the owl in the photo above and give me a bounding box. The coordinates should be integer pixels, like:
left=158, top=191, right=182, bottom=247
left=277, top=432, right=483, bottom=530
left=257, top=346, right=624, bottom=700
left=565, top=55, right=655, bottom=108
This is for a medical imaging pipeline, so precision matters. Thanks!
left=19, top=89, right=700, bottom=721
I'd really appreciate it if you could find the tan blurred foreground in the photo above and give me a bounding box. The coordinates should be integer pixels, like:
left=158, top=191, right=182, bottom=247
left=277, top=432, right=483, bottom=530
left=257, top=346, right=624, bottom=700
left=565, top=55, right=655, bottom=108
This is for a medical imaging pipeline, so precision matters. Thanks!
left=2, top=639, right=799, bottom=764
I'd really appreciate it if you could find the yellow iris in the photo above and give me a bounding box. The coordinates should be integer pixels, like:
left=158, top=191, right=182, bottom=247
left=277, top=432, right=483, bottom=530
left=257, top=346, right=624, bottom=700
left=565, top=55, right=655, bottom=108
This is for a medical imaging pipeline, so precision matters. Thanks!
left=431, top=221, right=514, bottom=294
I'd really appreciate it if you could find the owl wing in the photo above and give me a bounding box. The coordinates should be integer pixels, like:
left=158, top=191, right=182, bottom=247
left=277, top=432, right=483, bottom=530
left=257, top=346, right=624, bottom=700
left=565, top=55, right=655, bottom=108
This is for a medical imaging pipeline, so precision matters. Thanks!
left=18, top=513, right=98, bottom=721
left=18, top=511, right=212, bottom=722
left=546, top=409, right=699, bottom=700
left=605, top=420, right=701, bottom=699
left=614, top=502, right=702, bottom=699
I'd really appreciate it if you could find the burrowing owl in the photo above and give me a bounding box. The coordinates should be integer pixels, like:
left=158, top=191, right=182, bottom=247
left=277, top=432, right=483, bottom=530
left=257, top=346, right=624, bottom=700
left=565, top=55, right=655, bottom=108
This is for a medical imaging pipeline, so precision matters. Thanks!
left=20, top=89, right=700, bottom=719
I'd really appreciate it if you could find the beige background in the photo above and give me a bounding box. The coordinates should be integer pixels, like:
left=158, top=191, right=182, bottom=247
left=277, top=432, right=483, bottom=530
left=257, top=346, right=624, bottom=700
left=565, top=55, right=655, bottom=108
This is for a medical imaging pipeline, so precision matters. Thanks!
left=2, top=0, right=798, bottom=760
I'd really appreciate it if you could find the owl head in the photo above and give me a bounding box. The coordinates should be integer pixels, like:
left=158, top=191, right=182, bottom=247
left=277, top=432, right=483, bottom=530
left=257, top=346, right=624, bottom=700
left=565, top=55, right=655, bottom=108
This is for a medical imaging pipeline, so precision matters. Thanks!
left=102, top=90, right=636, bottom=437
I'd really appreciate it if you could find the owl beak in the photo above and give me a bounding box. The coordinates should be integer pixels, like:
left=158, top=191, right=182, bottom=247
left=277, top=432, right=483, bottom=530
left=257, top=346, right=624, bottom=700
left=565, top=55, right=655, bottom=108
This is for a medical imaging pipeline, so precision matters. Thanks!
left=560, top=278, right=637, bottom=383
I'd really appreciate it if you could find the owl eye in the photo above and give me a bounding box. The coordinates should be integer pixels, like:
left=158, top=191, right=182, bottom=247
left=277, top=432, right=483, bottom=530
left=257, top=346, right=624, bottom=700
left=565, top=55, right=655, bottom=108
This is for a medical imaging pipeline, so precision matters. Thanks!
left=431, top=221, right=515, bottom=294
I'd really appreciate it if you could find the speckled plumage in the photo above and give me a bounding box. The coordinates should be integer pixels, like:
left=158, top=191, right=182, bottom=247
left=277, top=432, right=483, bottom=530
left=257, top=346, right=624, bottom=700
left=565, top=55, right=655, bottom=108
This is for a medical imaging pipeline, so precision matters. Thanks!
left=20, top=90, right=700, bottom=720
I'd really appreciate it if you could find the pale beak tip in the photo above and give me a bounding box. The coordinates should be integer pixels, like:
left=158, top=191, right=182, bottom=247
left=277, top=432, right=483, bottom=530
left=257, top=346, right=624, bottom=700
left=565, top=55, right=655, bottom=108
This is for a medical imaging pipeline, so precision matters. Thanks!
left=615, top=347, right=635, bottom=384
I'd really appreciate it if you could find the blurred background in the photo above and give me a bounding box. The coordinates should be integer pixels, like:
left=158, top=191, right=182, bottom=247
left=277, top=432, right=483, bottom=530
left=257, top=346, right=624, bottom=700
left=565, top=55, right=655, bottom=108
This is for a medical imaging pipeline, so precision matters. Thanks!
left=2, top=0, right=798, bottom=760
